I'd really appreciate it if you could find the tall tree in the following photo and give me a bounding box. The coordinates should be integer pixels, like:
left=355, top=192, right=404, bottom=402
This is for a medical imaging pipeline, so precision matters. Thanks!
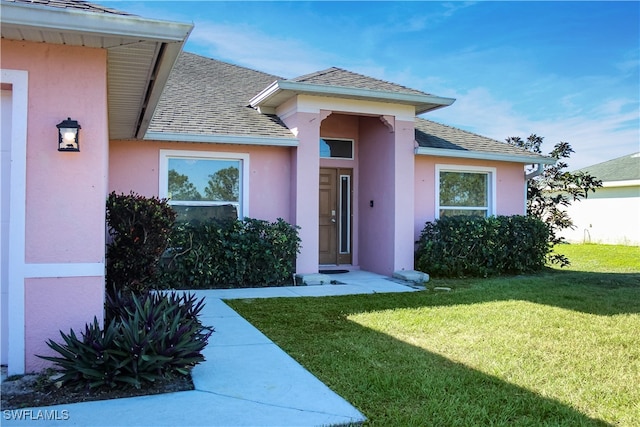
left=507, top=134, right=602, bottom=266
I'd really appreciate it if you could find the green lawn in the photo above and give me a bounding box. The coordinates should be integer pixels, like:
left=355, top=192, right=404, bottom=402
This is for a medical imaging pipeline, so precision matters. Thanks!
left=227, top=244, right=640, bottom=426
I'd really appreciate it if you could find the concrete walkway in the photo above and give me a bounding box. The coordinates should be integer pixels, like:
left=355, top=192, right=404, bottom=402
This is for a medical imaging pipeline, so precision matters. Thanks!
left=3, top=271, right=421, bottom=426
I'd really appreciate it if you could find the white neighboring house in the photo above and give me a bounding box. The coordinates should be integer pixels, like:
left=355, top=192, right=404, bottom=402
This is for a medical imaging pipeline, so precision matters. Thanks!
left=560, top=153, right=640, bottom=245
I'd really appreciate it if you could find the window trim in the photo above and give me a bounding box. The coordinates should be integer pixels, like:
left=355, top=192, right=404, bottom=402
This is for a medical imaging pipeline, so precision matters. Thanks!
left=159, top=149, right=250, bottom=218
left=319, top=137, right=355, bottom=160
left=435, top=164, right=496, bottom=219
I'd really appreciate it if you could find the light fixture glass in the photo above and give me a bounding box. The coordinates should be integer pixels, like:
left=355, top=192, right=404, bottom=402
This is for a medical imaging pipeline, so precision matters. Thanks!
left=57, top=118, right=81, bottom=152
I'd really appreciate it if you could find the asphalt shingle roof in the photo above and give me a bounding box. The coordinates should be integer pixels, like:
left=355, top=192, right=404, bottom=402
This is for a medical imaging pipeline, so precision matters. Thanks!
left=148, top=52, right=294, bottom=139
left=150, top=53, right=548, bottom=163
left=576, top=152, right=640, bottom=182
left=3, top=0, right=132, bottom=15
left=291, top=67, right=432, bottom=96
left=415, top=118, right=549, bottom=161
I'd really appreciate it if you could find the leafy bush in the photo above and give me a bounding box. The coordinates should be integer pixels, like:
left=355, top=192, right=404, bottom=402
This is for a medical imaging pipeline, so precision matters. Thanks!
left=415, top=215, right=549, bottom=278
left=106, top=192, right=176, bottom=296
left=39, top=291, right=213, bottom=389
left=159, top=218, right=301, bottom=288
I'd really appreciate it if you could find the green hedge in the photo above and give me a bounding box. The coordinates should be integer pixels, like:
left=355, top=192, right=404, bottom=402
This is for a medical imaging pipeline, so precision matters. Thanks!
left=158, top=218, right=301, bottom=288
left=106, top=192, right=176, bottom=296
left=415, top=215, right=549, bottom=278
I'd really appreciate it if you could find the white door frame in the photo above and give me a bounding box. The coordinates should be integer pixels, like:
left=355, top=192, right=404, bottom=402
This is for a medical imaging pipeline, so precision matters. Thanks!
left=1, top=69, right=29, bottom=375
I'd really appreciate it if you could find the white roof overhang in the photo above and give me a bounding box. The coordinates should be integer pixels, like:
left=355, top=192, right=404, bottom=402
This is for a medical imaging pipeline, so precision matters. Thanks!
left=0, top=1, right=193, bottom=139
left=250, top=80, right=456, bottom=115
left=415, top=146, right=557, bottom=165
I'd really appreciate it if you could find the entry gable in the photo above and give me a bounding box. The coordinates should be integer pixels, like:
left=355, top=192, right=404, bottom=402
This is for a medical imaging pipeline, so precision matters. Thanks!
left=249, top=67, right=455, bottom=116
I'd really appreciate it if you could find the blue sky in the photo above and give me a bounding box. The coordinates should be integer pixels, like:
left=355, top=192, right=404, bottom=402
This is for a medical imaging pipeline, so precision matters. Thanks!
left=111, top=1, right=639, bottom=169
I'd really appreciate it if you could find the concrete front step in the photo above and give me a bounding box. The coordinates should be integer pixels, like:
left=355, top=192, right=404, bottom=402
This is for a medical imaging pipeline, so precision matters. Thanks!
left=393, top=269, right=430, bottom=284
left=295, top=273, right=332, bottom=285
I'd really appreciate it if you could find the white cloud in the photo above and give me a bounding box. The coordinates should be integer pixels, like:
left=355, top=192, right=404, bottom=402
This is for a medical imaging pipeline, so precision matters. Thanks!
left=187, top=21, right=333, bottom=78
left=428, top=87, right=640, bottom=170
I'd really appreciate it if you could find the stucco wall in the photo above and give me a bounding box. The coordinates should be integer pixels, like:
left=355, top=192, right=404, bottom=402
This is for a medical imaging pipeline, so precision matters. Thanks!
left=559, top=185, right=640, bottom=245
left=358, top=116, right=396, bottom=274
left=109, top=140, right=292, bottom=222
left=2, top=40, right=108, bottom=263
left=414, top=156, right=527, bottom=240
left=2, top=40, right=108, bottom=372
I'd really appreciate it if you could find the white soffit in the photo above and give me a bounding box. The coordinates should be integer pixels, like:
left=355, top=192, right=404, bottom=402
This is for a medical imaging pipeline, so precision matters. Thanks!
left=0, top=1, right=193, bottom=140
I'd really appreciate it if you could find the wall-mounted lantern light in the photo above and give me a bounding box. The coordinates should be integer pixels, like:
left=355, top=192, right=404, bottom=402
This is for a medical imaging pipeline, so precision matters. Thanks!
left=57, top=118, right=81, bottom=152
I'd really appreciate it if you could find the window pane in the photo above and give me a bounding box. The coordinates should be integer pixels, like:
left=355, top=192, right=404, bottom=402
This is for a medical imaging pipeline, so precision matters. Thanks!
left=440, top=209, right=487, bottom=218
left=320, top=139, right=353, bottom=159
left=172, top=204, right=238, bottom=224
left=439, top=171, right=487, bottom=207
left=168, top=158, right=240, bottom=202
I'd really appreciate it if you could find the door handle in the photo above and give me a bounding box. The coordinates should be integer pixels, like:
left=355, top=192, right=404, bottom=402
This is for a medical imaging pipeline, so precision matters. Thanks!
left=331, top=210, right=336, bottom=223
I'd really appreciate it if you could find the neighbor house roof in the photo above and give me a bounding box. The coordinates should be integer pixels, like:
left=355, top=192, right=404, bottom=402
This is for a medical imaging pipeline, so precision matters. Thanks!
left=415, top=119, right=554, bottom=164
left=576, top=152, right=640, bottom=184
left=1, top=0, right=193, bottom=139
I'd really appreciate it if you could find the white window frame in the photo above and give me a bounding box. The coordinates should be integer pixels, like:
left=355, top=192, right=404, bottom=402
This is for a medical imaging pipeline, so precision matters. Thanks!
left=435, top=164, right=496, bottom=219
left=159, top=149, right=250, bottom=218
left=319, top=138, right=354, bottom=160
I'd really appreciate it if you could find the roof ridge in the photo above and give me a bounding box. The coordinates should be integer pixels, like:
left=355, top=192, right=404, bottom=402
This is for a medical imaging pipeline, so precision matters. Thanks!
left=291, top=66, right=432, bottom=96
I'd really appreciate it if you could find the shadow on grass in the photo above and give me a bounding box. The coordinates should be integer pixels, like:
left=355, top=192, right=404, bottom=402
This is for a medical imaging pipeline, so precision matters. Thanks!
left=229, top=295, right=616, bottom=426
left=319, top=325, right=611, bottom=426
left=343, top=270, right=640, bottom=317
left=227, top=271, right=639, bottom=424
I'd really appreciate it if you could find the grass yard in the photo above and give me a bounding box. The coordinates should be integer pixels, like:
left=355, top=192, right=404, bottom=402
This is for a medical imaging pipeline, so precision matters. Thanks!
left=227, top=244, right=640, bottom=426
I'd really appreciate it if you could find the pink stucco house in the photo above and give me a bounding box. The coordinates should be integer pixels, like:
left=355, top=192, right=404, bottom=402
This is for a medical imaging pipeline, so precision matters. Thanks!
left=1, top=0, right=552, bottom=374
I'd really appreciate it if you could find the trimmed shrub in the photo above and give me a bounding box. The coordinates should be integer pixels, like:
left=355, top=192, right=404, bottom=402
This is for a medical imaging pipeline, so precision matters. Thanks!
left=415, top=215, right=549, bottom=278
left=106, top=192, right=176, bottom=296
left=159, top=218, right=301, bottom=288
left=39, top=291, right=213, bottom=389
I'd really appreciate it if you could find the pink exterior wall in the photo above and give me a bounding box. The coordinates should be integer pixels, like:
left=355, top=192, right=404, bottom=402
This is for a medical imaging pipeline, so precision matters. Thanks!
left=25, top=277, right=104, bottom=371
left=414, top=156, right=527, bottom=240
left=109, top=140, right=292, bottom=222
left=280, top=112, right=321, bottom=274
left=392, top=119, right=416, bottom=272
left=358, top=116, right=396, bottom=275
left=2, top=41, right=108, bottom=263
left=2, top=40, right=108, bottom=372
left=355, top=116, right=416, bottom=275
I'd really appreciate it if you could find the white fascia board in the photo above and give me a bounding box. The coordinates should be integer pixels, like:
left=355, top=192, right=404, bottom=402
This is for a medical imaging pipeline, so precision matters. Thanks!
left=602, top=179, right=640, bottom=188
left=144, top=132, right=299, bottom=147
left=250, top=80, right=455, bottom=111
left=1, top=2, right=193, bottom=43
left=279, top=80, right=455, bottom=106
left=249, top=80, right=281, bottom=107
left=416, top=146, right=556, bottom=165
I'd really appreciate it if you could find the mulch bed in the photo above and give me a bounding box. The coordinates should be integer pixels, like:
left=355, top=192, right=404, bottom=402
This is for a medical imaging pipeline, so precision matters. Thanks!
left=1, top=371, right=193, bottom=410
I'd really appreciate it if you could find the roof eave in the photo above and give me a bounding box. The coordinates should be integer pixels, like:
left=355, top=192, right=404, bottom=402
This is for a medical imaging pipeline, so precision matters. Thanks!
left=415, top=146, right=556, bottom=165
left=1, top=1, right=193, bottom=140
left=0, top=2, right=192, bottom=42
left=250, top=80, right=455, bottom=113
left=144, top=131, right=299, bottom=147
